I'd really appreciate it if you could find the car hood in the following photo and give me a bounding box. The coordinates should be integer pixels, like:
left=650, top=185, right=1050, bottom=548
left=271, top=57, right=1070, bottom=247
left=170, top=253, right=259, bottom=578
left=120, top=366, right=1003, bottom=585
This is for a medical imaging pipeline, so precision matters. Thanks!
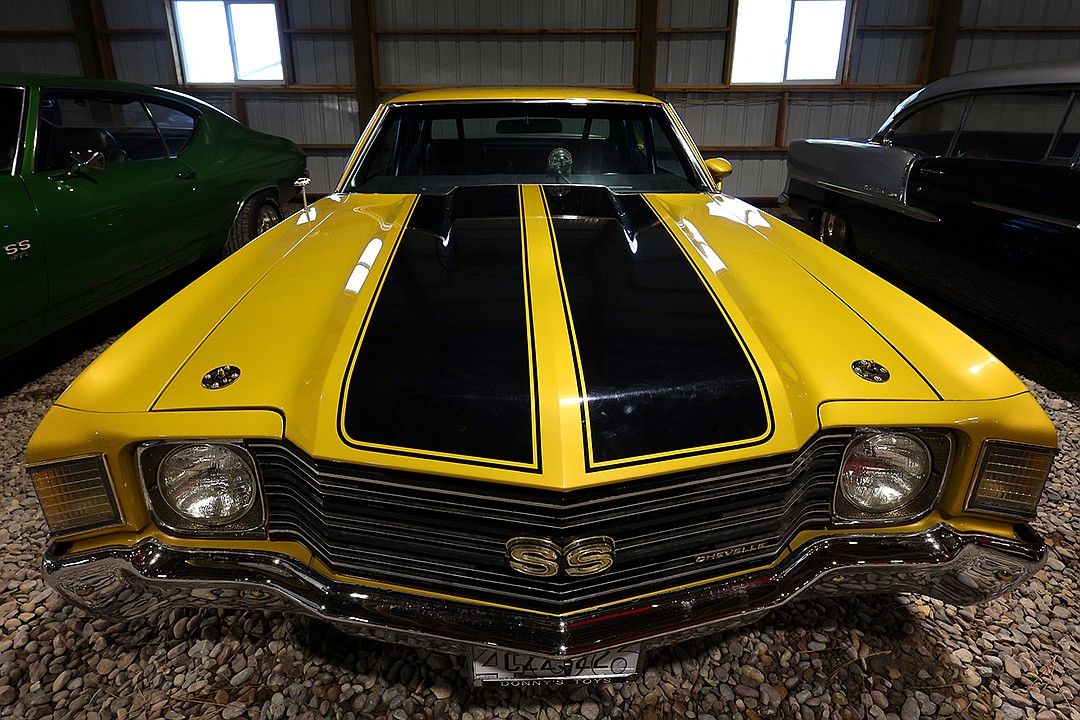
left=59, top=186, right=1026, bottom=488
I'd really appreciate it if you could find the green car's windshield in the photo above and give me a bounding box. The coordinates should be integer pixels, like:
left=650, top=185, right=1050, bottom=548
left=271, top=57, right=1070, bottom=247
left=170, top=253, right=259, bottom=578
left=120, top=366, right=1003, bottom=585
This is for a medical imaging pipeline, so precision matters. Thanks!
left=344, top=101, right=710, bottom=194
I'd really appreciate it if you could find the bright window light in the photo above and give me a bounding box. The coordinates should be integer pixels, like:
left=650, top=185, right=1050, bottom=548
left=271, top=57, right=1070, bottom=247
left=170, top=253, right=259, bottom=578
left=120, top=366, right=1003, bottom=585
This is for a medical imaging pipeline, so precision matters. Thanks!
left=787, top=1, right=847, bottom=80
left=175, top=2, right=234, bottom=83
left=174, top=1, right=284, bottom=84
left=732, top=0, right=849, bottom=84
left=730, top=0, right=791, bottom=84
left=230, top=4, right=284, bottom=81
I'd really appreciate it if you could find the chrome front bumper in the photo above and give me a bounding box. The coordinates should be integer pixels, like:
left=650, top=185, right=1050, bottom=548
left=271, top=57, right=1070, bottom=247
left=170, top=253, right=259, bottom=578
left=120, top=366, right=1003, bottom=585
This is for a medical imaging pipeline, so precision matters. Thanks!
left=43, top=523, right=1045, bottom=658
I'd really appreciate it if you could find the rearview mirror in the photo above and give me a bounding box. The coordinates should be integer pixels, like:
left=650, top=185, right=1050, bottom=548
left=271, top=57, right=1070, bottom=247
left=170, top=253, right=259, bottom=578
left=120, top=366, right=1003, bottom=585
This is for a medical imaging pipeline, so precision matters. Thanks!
left=496, top=118, right=562, bottom=134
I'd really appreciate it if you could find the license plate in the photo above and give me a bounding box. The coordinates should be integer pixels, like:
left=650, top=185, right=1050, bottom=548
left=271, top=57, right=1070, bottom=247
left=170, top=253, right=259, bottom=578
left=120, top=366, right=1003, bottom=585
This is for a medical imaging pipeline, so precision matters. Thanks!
left=470, top=645, right=641, bottom=686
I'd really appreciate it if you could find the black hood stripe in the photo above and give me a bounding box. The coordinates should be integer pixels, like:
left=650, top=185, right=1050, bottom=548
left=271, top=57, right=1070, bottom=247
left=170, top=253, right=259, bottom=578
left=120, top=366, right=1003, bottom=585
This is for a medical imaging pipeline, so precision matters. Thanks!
left=339, top=186, right=540, bottom=470
left=544, top=186, right=772, bottom=469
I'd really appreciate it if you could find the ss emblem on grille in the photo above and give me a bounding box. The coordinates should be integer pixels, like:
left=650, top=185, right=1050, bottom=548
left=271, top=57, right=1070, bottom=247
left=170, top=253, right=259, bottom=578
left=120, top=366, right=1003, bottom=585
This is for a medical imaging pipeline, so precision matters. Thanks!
left=505, top=536, right=615, bottom=577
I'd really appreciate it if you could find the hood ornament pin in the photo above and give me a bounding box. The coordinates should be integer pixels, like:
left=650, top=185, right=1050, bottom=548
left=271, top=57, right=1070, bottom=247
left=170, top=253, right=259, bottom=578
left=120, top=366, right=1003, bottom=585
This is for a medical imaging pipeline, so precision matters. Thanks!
left=202, top=365, right=241, bottom=390
left=851, top=359, right=890, bottom=383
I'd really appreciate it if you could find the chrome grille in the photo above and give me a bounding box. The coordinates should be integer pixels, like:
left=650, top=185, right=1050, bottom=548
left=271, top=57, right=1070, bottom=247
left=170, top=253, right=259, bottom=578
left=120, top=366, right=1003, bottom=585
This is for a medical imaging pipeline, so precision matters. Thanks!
left=253, top=433, right=850, bottom=612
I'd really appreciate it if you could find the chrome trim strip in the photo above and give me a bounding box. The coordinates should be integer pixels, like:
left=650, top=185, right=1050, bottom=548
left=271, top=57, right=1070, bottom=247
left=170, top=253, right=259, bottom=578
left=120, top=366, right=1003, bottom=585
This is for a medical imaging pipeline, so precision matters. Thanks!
left=971, top=201, right=1080, bottom=231
left=813, top=180, right=940, bottom=223
left=2, top=84, right=28, bottom=177
left=43, top=524, right=1045, bottom=659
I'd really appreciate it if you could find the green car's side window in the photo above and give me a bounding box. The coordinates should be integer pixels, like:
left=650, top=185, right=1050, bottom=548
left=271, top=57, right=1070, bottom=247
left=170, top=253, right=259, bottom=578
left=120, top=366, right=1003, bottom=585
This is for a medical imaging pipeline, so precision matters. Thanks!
left=0, top=87, right=24, bottom=175
left=35, top=92, right=199, bottom=172
left=145, top=102, right=197, bottom=157
left=37, top=94, right=132, bottom=172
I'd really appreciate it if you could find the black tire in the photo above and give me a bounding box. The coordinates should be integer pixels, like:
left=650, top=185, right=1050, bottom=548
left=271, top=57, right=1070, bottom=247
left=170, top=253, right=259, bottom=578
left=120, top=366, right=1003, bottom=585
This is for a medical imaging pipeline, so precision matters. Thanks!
left=223, top=191, right=282, bottom=258
left=817, top=209, right=851, bottom=253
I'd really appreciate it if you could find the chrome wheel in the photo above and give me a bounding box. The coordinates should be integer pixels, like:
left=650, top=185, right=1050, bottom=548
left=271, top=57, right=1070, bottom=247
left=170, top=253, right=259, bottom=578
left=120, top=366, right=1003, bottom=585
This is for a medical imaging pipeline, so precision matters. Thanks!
left=222, top=192, right=282, bottom=258
left=818, top=210, right=849, bottom=251
left=255, top=204, right=280, bottom=235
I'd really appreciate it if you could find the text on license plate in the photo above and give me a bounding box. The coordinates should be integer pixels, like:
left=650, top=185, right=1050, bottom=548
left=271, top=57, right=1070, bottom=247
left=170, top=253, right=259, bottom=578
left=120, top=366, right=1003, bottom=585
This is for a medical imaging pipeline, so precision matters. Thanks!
left=471, top=645, right=641, bottom=686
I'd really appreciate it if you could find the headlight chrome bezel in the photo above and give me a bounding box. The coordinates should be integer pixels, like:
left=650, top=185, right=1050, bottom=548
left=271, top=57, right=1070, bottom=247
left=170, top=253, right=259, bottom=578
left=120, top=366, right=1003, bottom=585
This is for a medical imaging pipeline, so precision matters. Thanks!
left=833, top=429, right=954, bottom=525
left=138, top=440, right=265, bottom=536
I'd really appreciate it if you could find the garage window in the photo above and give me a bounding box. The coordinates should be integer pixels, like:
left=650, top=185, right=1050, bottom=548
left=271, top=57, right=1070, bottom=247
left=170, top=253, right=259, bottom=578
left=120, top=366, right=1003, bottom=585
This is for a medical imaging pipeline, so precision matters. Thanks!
left=173, top=0, right=284, bottom=83
left=731, top=0, right=850, bottom=83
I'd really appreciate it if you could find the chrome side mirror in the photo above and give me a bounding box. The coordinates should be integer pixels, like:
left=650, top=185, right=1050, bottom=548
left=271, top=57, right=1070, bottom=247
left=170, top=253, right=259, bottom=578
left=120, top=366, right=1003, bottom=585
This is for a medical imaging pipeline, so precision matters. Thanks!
left=49, top=150, right=106, bottom=181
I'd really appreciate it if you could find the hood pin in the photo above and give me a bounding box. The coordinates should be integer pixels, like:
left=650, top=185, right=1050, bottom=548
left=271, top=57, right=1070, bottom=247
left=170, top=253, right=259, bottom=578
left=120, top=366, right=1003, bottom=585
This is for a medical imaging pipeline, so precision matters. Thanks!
left=851, top=359, right=890, bottom=383
left=202, top=365, right=241, bottom=389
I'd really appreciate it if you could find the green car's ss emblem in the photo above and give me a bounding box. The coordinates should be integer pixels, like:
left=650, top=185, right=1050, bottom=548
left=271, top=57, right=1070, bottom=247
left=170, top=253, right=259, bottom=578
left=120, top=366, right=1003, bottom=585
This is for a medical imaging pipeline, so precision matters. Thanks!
left=5, top=240, right=31, bottom=261
left=506, top=536, right=616, bottom=577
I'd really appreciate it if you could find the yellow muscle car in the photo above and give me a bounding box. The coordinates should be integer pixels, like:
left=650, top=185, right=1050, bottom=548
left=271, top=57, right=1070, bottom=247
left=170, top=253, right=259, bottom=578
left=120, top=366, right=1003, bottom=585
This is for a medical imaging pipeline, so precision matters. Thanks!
left=27, top=89, right=1056, bottom=685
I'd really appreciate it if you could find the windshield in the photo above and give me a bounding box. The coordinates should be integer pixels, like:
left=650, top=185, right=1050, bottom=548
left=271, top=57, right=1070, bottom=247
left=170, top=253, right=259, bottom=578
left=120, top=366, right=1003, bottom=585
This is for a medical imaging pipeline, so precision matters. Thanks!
left=344, top=101, right=709, bottom=194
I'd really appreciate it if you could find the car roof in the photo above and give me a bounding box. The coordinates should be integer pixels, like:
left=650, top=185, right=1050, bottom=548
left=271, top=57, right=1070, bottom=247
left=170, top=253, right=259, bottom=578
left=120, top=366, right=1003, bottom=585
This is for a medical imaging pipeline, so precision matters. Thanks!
left=0, top=72, right=166, bottom=93
left=0, top=72, right=231, bottom=118
left=904, top=58, right=1080, bottom=107
left=389, top=87, right=665, bottom=105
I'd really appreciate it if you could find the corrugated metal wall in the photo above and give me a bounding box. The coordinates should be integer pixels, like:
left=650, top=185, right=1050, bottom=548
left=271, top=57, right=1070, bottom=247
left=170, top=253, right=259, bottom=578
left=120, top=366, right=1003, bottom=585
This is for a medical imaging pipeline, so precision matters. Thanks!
left=376, top=0, right=635, bottom=88
left=376, top=0, right=636, bottom=30
left=2, top=0, right=1080, bottom=198
left=954, top=0, right=1080, bottom=72
left=0, top=0, right=81, bottom=74
left=104, top=0, right=176, bottom=85
left=379, top=36, right=634, bottom=87
left=656, top=0, right=729, bottom=86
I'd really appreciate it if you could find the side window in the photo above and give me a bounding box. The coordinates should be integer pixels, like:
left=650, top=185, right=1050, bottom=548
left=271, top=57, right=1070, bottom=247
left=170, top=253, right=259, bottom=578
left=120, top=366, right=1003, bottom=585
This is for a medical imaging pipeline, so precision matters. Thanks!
left=652, top=117, right=692, bottom=180
left=145, top=102, right=197, bottom=156
left=355, top=115, right=402, bottom=182
left=623, top=117, right=695, bottom=182
left=0, top=87, right=24, bottom=175
left=36, top=93, right=167, bottom=172
left=1050, top=97, right=1080, bottom=163
left=886, top=97, right=968, bottom=156
left=431, top=118, right=458, bottom=140
left=954, top=92, right=1071, bottom=162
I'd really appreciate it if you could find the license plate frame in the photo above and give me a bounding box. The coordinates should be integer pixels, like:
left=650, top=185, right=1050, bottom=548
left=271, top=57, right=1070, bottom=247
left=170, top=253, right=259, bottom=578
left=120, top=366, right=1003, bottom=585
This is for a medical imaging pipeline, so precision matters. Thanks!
left=470, top=645, right=642, bottom=686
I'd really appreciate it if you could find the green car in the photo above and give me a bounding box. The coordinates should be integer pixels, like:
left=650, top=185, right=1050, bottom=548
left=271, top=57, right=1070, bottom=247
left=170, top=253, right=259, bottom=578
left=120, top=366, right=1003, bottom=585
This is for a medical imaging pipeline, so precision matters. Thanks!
left=1, top=74, right=306, bottom=359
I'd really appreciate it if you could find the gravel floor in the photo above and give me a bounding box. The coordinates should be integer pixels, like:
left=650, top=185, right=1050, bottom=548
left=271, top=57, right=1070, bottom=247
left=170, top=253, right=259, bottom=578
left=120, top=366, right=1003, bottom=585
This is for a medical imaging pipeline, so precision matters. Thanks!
left=1, top=229, right=1078, bottom=720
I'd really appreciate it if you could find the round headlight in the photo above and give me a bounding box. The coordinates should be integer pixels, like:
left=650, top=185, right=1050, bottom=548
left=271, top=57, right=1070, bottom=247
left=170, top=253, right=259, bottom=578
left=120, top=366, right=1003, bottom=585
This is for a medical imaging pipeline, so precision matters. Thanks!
left=158, top=444, right=256, bottom=525
left=839, top=433, right=931, bottom=513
